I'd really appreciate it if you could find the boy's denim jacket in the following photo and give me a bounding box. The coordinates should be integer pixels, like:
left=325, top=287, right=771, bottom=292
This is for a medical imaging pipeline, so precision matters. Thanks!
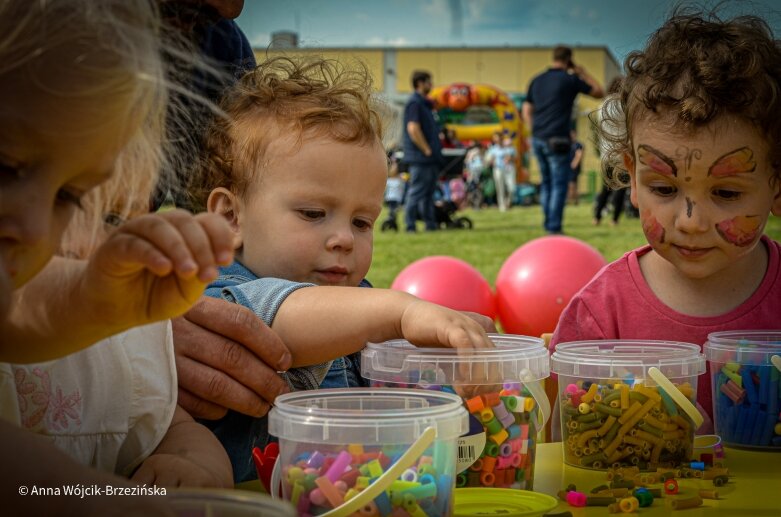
left=201, top=260, right=368, bottom=482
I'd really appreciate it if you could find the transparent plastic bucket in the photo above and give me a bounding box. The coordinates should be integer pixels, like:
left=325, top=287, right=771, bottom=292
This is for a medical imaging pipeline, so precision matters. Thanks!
left=268, top=388, right=467, bottom=516
left=550, top=340, right=705, bottom=470
left=361, top=334, right=550, bottom=490
left=167, top=488, right=295, bottom=516
left=704, top=330, right=781, bottom=450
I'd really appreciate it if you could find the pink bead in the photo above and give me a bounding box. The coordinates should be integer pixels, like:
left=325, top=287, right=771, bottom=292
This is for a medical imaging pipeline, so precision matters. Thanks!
left=565, top=384, right=579, bottom=394
left=566, top=491, right=587, bottom=507
left=309, top=488, right=326, bottom=506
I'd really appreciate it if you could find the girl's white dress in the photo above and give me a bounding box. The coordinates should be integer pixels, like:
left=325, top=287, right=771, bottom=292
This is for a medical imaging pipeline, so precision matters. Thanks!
left=0, top=321, right=176, bottom=476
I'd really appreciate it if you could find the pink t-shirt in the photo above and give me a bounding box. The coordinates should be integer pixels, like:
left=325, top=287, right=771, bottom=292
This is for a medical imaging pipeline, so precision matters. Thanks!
left=551, top=235, right=781, bottom=420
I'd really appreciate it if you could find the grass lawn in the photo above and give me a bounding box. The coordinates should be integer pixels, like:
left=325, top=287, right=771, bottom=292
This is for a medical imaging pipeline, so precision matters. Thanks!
left=368, top=200, right=781, bottom=289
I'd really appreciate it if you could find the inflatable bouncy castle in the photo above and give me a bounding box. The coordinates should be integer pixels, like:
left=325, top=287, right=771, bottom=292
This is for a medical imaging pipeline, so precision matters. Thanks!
left=430, top=82, right=528, bottom=181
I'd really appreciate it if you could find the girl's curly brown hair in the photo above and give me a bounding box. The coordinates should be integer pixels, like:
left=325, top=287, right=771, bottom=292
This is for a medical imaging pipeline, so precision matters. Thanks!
left=599, top=8, right=781, bottom=188
left=190, top=55, right=387, bottom=210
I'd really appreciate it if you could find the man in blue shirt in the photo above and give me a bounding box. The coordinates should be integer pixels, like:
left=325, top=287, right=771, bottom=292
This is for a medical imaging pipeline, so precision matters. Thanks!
left=403, top=70, right=443, bottom=232
left=523, top=46, right=603, bottom=234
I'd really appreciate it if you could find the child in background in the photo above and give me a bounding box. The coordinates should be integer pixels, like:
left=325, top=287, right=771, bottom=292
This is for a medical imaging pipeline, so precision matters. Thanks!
left=552, top=10, right=781, bottom=426
left=191, top=56, right=496, bottom=481
left=486, top=134, right=517, bottom=211
left=0, top=0, right=236, bottom=507
left=385, top=159, right=406, bottom=227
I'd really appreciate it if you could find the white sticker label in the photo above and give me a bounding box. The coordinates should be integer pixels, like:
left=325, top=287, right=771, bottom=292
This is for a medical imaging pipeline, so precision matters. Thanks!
left=456, top=432, right=486, bottom=473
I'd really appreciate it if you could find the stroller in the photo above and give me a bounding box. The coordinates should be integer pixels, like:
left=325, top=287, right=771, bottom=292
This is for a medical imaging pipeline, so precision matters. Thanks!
left=434, top=177, right=473, bottom=229
left=381, top=177, right=473, bottom=231
left=380, top=200, right=402, bottom=232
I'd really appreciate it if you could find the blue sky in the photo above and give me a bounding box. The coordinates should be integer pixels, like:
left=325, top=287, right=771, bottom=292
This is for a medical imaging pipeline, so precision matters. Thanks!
left=237, top=0, right=781, bottom=64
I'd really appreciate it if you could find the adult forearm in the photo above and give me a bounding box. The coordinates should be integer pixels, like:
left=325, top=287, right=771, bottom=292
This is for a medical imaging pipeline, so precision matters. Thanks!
left=522, top=102, right=534, bottom=129
left=575, top=66, right=604, bottom=98
left=406, top=122, right=432, bottom=156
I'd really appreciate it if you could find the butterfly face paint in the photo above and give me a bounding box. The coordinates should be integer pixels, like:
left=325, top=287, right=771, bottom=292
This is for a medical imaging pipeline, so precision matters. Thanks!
left=638, top=144, right=677, bottom=177
left=709, top=147, right=756, bottom=177
left=715, top=215, right=762, bottom=247
left=630, top=115, right=777, bottom=281
left=640, top=208, right=666, bottom=244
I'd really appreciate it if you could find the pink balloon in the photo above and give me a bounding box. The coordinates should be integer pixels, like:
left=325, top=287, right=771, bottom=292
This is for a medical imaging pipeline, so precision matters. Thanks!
left=391, top=256, right=496, bottom=319
left=495, top=236, right=606, bottom=336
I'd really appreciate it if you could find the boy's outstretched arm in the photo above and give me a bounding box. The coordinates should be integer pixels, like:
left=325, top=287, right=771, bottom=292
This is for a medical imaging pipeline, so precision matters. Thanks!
left=0, top=211, right=233, bottom=364
left=131, top=405, right=233, bottom=488
left=272, top=287, right=495, bottom=367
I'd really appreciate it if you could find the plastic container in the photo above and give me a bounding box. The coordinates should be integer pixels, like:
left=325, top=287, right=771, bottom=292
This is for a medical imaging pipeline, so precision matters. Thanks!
left=704, top=330, right=781, bottom=450
left=268, top=388, right=467, bottom=516
left=453, top=488, right=558, bottom=516
left=167, top=488, right=295, bottom=516
left=361, top=335, right=550, bottom=490
left=550, top=340, right=705, bottom=470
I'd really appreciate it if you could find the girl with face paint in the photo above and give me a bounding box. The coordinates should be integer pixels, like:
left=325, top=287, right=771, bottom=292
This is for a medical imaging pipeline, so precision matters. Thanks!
left=551, top=9, right=781, bottom=426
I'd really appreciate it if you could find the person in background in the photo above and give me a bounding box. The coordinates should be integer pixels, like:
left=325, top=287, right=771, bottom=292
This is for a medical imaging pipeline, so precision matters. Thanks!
left=385, top=159, right=406, bottom=227
left=486, top=134, right=518, bottom=212
left=552, top=9, right=781, bottom=427
left=157, top=0, right=294, bottom=426
left=403, top=70, right=443, bottom=232
left=593, top=76, right=628, bottom=226
left=523, top=45, right=603, bottom=234
left=568, top=131, right=584, bottom=205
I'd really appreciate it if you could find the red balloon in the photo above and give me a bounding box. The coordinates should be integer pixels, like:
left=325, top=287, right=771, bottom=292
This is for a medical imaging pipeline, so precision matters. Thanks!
left=391, top=256, right=496, bottom=319
left=495, top=236, right=606, bottom=336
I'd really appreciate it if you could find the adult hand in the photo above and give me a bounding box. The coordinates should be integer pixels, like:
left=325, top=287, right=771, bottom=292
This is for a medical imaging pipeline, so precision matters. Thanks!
left=173, top=296, right=291, bottom=419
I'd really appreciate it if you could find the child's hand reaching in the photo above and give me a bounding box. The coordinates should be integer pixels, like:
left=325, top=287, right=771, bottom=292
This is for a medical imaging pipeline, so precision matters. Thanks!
left=399, top=299, right=495, bottom=350
left=399, top=300, right=501, bottom=397
left=81, top=210, right=234, bottom=329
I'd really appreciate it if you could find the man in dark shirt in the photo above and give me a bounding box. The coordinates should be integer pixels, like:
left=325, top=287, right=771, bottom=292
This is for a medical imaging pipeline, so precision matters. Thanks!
left=523, top=46, right=603, bottom=234
left=403, top=70, right=443, bottom=232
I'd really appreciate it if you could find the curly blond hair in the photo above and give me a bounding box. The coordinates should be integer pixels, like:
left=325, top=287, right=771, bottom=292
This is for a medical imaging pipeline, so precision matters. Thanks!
left=598, top=8, right=781, bottom=188
left=190, top=55, right=387, bottom=211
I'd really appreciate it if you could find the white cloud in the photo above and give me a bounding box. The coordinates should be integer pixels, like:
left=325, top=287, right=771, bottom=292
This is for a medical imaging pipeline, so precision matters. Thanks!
left=366, top=36, right=412, bottom=47
left=250, top=32, right=271, bottom=47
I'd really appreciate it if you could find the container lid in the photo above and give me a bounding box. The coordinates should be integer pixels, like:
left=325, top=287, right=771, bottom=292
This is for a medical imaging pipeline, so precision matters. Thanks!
left=268, top=388, right=467, bottom=444
left=453, top=488, right=558, bottom=517
left=167, top=488, right=296, bottom=516
left=361, top=334, right=549, bottom=385
left=704, top=330, right=781, bottom=365
left=550, top=340, right=705, bottom=379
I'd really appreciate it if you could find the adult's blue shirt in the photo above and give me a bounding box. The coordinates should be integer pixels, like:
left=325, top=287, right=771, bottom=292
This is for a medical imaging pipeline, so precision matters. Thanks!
left=526, top=68, right=592, bottom=140
left=402, top=92, right=442, bottom=165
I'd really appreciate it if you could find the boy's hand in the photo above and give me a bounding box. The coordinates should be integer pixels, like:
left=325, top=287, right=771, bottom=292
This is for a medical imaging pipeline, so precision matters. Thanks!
left=399, top=300, right=495, bottom=350
left=400, top=301, right=501, bottom=394
left=131, top=453, right=227, bottom=488
left=81, top=210, right=234, bottom=328
left=460, top=311, right=498, bottom=333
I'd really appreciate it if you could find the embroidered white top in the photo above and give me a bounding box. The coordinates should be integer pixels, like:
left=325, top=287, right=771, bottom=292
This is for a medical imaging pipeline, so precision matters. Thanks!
left=0, top=321, right=176, bottom=476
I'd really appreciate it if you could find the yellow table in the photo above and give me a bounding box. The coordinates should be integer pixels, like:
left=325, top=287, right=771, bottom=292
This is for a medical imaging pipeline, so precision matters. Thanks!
left=533, top=442, right=778, bottom=516
left=238, top=443, right=779, bottom=515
